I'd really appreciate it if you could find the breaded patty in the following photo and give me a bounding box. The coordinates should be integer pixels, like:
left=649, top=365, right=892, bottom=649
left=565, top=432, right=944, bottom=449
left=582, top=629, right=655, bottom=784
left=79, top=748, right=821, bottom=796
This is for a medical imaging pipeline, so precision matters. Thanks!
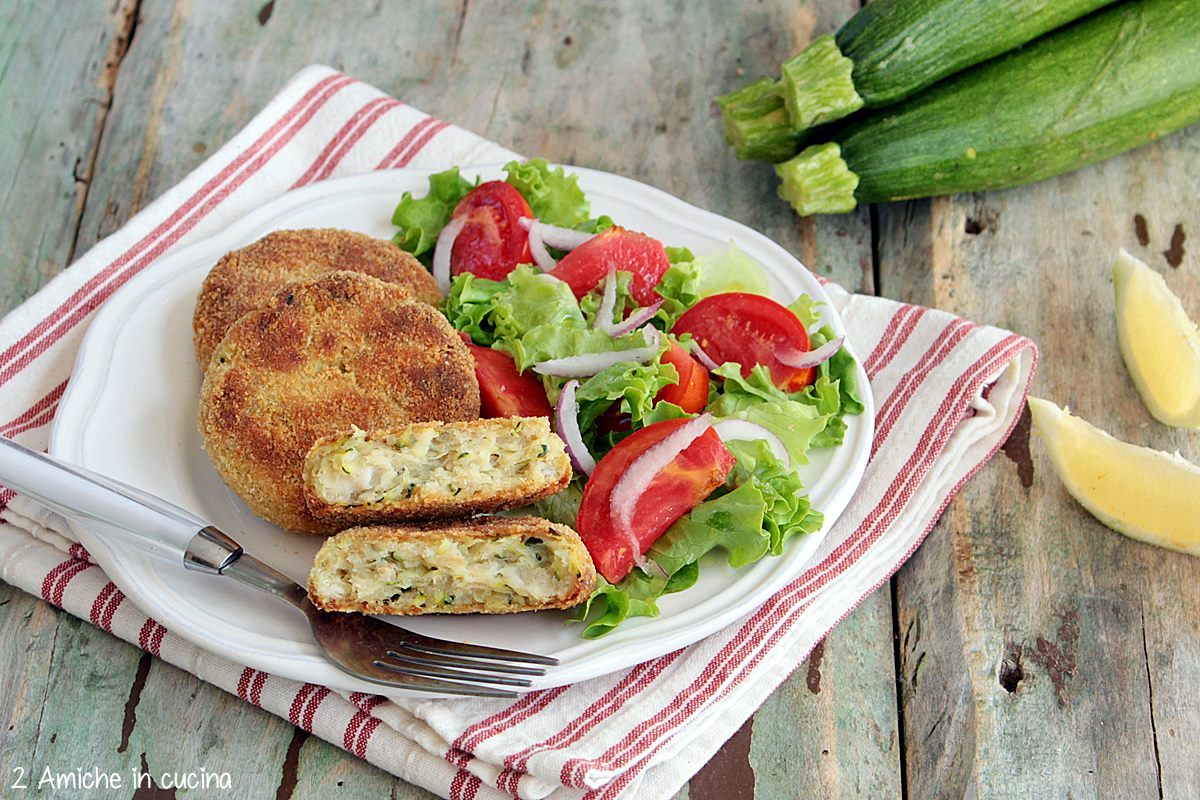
left=307, top=517, right=596, bottom=615
left=193, top=228, right=440, bottom=366
left=303, top=418, right=571, bottom=525
left=198, top=271, right=480, bottom=534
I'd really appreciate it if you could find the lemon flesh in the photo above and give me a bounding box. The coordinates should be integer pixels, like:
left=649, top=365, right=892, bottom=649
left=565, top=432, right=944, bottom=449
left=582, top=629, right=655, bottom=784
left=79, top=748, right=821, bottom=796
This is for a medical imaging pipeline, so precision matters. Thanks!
left=1113, top=249, right=1200, bottom=428
left=1029, top=397, right=1200, bottom=556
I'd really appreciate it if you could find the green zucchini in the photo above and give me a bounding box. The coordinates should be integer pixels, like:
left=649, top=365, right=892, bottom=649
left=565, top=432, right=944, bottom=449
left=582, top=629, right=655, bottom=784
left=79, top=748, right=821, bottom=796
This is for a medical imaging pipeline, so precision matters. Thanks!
left=775, top=0, right=1200, bottom=215
left=716, top=78, right=804, bottom=163
left=719, top=0, right=1118, bottom=160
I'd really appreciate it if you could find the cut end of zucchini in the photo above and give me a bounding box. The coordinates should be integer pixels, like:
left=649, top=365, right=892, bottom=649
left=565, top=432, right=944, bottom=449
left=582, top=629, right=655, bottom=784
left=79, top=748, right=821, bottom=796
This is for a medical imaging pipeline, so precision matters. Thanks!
left=775, top=143, right=860, bottom=216
left=716, top=78, right=804, bottom=162
left=778, top=35, right=865, bottom=132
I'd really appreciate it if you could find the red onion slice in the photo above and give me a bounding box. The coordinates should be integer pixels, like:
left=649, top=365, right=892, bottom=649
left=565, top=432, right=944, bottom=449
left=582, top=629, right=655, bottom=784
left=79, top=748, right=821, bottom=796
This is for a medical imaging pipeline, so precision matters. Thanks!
left=432, top=216, right=467, bottom=295
left=712, top=419, right=791, bottom=469
left=776, top=335, right=845, bottom=370
left=555, top=379, right=596, bottom=476
left=523, top=218, right=557, bottom=272
left=532, top=345, right=657, bottom=377
left=606, top=299, right=664, bottom=337
left=609, top=413, right=714, bottom=565
left=594, top=267, right=618, bottom=330
left=535, top=221, right=596, bottom=251
left=687, top=339, right=721, bottom=371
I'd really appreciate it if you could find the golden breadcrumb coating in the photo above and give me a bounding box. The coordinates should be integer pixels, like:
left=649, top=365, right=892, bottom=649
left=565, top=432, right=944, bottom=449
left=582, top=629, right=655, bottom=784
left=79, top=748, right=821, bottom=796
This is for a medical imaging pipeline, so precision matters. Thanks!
left=198, top=271, right=479, bottom=534
left=193, top=228, right=439, bottom=366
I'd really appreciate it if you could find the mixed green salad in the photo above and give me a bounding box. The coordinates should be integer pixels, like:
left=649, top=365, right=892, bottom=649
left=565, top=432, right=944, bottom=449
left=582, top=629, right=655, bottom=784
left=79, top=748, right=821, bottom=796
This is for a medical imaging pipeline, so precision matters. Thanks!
left=392, top=160, right=863, bottom=637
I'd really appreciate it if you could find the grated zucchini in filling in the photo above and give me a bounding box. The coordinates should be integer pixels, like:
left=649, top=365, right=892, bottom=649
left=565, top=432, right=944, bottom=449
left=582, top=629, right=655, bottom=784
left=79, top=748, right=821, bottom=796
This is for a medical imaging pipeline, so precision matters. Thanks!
left=309, top=528, right=590, bottom=613
left=306, top=418, right=568, bottom=508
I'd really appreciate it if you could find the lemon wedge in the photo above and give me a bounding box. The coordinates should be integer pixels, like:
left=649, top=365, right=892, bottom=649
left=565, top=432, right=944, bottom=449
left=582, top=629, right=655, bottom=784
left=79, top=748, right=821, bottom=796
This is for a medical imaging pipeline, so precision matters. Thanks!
left=1113, top=249, right=1200, bottom=428
left=1028, top=397, right=1200, bottom=556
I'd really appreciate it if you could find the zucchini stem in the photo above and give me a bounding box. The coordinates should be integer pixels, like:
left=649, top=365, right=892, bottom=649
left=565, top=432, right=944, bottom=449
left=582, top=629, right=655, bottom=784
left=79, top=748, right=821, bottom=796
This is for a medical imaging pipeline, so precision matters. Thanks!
left=775, top=143, right=860, bottom=216
left=716, top=78, right=803, bottom=163
left=778, top=35, right=864, bottom=132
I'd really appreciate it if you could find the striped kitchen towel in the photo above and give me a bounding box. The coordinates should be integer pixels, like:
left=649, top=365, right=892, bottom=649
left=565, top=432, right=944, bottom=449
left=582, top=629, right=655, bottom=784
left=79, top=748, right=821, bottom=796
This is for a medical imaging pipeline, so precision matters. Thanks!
left=0, top=66, right=1036, bottom=800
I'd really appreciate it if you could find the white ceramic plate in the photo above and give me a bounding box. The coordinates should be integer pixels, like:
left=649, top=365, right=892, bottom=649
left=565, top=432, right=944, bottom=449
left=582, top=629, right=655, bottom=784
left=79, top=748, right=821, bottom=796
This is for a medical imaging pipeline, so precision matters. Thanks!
left=49, top=167, right=874, bottom=696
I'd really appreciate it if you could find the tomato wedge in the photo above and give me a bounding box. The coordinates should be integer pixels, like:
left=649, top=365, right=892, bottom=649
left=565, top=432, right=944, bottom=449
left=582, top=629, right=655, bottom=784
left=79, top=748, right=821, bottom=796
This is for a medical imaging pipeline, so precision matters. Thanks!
left=549, top=226, right=670, bottom=306
left=672, top=292, right=815, bottom=391
left=655, top=341, right=709, bottom=413
left=450, top=181, right=533, bottom=281
left=577, top=418, right=734, bottom=583
left=462, top=338, right=551, bottom=418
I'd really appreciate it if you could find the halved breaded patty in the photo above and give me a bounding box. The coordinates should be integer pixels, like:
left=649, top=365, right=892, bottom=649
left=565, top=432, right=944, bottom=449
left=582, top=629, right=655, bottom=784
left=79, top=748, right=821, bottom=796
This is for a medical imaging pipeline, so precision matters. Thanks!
left=193, top=228, right=440, bottom=366
left=307, top=517, right=596, bottom=615
left=303, top=418, right=571, bottom=524
left=199, top=271, right=480, bottom=534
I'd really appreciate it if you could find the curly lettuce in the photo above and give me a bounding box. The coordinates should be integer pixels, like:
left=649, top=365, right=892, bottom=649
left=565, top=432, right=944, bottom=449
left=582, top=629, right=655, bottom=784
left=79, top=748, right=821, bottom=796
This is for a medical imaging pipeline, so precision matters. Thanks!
left=572, top=439, right=822, bottom=638
left=391, top=160, right=597, bottom=260
left=390, top=167, right=478, bottom=259
left=503, top=159, right=590, bottom=228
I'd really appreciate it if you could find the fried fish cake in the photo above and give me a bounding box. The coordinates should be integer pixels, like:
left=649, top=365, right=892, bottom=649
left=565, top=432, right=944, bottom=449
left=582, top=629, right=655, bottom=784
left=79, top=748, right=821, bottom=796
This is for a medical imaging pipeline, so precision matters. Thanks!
left=198, top=271, right=480, bottom=534
left=307, top=517, right=596, bottom=615
left=302, top=418, right=571, bottom=525
left=193, top=228, right=440, bottom=366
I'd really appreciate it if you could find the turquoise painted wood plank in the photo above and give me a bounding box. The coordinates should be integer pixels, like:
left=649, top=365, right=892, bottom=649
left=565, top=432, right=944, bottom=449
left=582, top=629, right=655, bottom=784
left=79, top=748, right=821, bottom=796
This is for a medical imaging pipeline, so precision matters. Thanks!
left=880, top=124, right=1200, bottom=797
left=0, top=0, right=138, bottom=314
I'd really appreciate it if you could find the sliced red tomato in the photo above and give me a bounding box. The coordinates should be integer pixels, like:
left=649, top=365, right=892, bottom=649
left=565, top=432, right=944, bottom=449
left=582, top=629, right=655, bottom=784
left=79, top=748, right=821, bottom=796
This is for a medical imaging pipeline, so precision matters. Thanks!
left=577, top=418, right=734, bottom=583
left=450, top=181, right=533, bottom=281
left=672, top=292, right=815, bottom=391
left=462, top=338, right=551, bottom=418
left=549, top=226, right=670, bottom=306
left=655, top=341, right=709, bottom=413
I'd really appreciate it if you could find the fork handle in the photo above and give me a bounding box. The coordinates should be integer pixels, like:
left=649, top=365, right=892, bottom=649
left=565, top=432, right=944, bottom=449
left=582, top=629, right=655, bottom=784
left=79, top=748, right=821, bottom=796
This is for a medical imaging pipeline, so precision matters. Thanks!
left=0, top=436, right=242, bottom=574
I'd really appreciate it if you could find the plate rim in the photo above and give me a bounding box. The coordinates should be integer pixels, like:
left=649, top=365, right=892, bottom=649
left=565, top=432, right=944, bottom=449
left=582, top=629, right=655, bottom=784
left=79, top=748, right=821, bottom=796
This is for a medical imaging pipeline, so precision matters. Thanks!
left=49, top=165, right=875, bottom=695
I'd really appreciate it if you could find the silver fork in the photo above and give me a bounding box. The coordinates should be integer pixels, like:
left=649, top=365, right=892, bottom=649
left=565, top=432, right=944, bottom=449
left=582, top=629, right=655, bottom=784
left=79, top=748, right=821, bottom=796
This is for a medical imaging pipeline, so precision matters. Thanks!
left=0, top=436, right=554, bottom=698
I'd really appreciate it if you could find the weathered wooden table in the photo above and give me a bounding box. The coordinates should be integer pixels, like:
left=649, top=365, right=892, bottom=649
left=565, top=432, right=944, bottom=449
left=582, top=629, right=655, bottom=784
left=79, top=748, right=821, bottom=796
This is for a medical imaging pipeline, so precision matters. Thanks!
left=2, top=2, right=1197, bottom=797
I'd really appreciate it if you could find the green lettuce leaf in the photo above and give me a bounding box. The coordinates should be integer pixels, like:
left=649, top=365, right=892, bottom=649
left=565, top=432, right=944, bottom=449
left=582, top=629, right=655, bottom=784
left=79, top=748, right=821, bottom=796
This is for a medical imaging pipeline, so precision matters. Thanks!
left=724, top=439, right=822, bottom=554
left=572, top=437, right=822, bottom=637
left=726, top=400, right=827, bottom=467
left=500, top=325, right=653, bottom=375
left=800, top=325, right=865, bottom=448
left=654, top=261, right=703, bottom=328
left=570, top=561, right=700, bottom=638
left=579, top=270, right=634, bottom=328
left=531, top=482, right=583, bottom=526
left=391, top=167, right=478, bottom=258
left=694, top=242, right=770, bottom=296
left=787, top=293, right=822, bottom=329
left=570, top=573, right=660, bottom=639
left=442, top=272, right=507, bottom=345
left=708, top=362, right=793, bottom=410
left=491, top=267, right=587, bottom=337
left=572, top=357, right=677, bottom=454
left=649, top=480, right=771, bottom=575
left=665, top=245, right=695, bottom=264
left=503, top=159, right=590, bottom=228
left=573, top=215, right=615, bottom=235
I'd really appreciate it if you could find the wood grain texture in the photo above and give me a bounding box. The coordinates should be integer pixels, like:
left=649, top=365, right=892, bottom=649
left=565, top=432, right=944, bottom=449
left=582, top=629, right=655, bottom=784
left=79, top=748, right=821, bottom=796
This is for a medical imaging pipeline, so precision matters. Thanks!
left=0, top=0, right=137, bottom=314
left=747, top=591, right=902, bottom=799
left=881, top=124, right=1200, bottom=798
